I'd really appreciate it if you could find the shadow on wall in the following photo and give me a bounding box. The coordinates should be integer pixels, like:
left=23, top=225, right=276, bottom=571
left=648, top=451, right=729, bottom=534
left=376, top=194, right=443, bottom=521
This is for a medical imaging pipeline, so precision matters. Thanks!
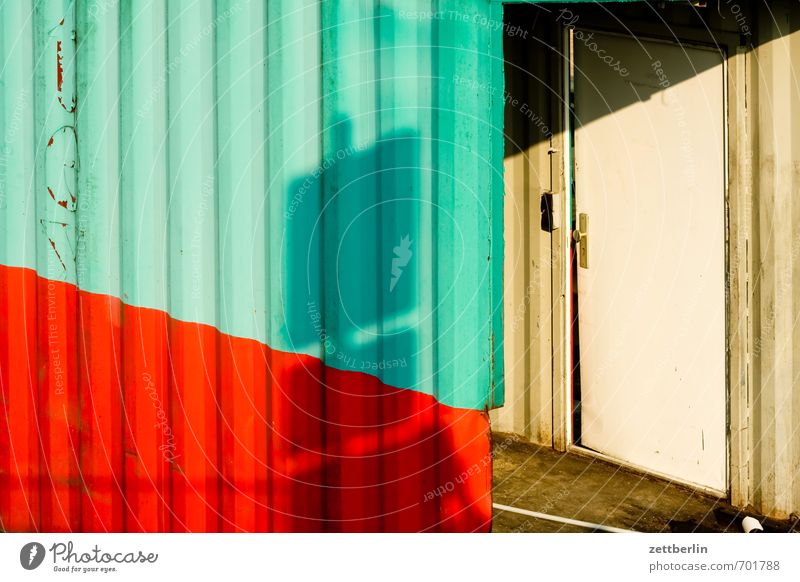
left=278, top=116, right=491, bottom=532
left=285, top=117, right=420, bottom=378
left=0, top=117, right=492, bottom=533
left=502, top=0, right=755, bottom=155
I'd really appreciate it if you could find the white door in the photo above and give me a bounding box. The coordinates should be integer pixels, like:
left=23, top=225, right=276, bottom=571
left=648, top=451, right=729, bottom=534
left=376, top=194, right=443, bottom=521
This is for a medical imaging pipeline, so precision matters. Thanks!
left=573, top=32, right=726, bottom=492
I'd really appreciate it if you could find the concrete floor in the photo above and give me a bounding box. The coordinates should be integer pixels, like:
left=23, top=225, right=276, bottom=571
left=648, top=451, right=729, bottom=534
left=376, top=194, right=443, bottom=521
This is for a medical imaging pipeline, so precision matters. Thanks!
left=491, top=432, right=768, bottom=533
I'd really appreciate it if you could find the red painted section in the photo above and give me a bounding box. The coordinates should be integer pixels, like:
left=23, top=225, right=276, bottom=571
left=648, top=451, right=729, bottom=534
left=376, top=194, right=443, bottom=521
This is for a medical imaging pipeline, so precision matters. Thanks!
left=325, top=367, right=383, bottom=531
left=0, top=265, right=492, bottom=532
left=78, top=290, right=124, bottom=531
left=121, top=304, right=170, bottom=532
left=0, top=266, right=39, bottom=532
left=269, top=350, right=326, bottom=532
left=219, top=333, right=268, bottom=532
left=36, top=272, right=80, bottom=531
left=167, top=318, right=220, bottom=532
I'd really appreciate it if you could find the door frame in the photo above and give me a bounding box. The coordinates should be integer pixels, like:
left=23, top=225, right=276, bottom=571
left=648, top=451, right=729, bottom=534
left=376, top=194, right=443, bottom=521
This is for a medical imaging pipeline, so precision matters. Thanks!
left=547, top=20, right=752, bottom=500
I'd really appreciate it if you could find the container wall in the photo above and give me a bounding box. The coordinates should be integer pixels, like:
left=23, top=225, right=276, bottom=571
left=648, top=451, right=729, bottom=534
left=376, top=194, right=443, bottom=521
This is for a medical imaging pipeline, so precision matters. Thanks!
left=489, top=5, right=557, bottom=445
left=0, top=0, right=504, bottom=532
left=746, top=0, right=800, bottom=519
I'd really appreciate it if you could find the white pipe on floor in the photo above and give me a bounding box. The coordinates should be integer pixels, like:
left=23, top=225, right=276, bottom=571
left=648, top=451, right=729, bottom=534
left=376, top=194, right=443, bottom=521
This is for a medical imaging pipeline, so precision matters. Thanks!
left=493, top=503, right=634, bottom=533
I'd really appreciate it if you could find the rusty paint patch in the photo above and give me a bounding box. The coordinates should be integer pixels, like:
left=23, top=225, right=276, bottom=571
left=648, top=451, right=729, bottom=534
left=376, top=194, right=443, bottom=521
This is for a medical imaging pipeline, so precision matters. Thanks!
left=56, top=40, right=63, bottom=91
left=46, top=237, right=66, bottom=271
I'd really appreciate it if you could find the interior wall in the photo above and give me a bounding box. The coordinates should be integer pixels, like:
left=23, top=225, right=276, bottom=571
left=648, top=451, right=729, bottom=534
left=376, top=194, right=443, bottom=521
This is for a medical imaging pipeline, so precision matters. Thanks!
left=490, top=7, right=559, bottom=444
left=749, top=0, right=800, bottom=520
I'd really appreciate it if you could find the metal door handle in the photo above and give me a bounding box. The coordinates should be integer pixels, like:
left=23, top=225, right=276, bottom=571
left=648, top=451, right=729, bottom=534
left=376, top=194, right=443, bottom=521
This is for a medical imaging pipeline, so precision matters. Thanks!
left=573, top=213, right=588, bottom=268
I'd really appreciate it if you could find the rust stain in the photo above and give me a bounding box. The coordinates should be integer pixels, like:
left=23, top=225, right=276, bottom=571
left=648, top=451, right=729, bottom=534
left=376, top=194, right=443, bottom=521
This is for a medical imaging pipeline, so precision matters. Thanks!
left=47, top=237, right=67, bottom=271
left=57, top=95, right=76, bottom=113
left=47, top=187, right=55, bottom=200
left=56, top=40, right=63, bottom=91
left=54, top=24, right=76, bottom=112
left=47, top=136, right=54, bottom=147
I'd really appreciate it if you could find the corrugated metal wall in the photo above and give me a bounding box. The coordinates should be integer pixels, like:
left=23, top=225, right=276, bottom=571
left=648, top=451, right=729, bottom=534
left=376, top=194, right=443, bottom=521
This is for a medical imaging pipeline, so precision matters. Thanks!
left=0, top=0, right=505, bottom=532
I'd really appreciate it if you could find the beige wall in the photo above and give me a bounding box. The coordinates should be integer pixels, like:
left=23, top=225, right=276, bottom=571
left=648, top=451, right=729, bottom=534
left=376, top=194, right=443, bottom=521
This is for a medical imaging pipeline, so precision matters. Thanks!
left=744, top=0, right=800, bottom=519
left=490, top=10, right=557, bottom=444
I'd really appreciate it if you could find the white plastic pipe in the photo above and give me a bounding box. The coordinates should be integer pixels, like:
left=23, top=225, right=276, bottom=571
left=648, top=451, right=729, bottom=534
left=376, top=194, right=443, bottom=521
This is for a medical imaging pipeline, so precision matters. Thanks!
left=741, top=516, right=764, bottom=533
left=493, top=502, right=634, bottom=533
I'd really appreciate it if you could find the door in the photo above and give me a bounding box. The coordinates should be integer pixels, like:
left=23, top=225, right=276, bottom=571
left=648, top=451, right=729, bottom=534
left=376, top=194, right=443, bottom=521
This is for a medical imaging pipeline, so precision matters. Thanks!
left=573, top=31, right=726, bottom=491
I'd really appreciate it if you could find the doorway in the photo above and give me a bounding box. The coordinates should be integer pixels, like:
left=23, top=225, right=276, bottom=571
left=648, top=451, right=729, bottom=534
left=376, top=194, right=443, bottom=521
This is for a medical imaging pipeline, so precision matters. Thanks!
left=493, top=1, right=739, bottom=498
left=568, top=30, right=728, bottom=493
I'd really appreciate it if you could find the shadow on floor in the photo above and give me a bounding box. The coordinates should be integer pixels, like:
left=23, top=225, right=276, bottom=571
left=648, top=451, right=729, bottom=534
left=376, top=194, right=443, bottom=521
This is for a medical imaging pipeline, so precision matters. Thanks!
left=491, top=433, right=800, bottom=534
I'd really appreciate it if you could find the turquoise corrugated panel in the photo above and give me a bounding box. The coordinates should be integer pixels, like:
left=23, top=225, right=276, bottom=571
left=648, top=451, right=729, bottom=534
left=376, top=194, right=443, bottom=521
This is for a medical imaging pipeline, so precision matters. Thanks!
left=269, top=0, right=324, bottom=357
left=216, top=0, right=267, bottom=345
left=489, top=0, right=506, bottom=407
left=0, top=0, right=36, bottom=271
left=318, top=0, right=503, bottom=408
left=1, top=0, right=505, bottom=411
left=76, top=0, right=121, bottom=301
left=33, top=0, right=78, bottom=285
left=120, top=0, right=169, bottom=311
left=166, top=0, right=219, bottom=329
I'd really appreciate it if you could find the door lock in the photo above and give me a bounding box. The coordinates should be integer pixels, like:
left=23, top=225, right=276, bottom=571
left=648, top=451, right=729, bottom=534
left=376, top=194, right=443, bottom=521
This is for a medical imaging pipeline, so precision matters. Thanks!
left=541, top=191, right=554, bottom=232
left=573, top=213, right=588, bottom=268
